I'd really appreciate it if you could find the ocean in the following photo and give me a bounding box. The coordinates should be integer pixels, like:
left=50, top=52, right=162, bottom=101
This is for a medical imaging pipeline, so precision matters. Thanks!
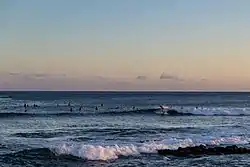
left=0, top=91, right=250, bottom=167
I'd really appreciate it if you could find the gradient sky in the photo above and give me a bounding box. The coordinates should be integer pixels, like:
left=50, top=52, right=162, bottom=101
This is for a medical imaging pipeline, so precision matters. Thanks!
left=1, top=0, right=250, bottom=90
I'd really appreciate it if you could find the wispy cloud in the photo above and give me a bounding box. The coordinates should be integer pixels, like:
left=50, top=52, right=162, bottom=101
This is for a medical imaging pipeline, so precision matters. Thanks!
left=31, top=73, right=67, bottom=78
left=160, top=72, right=184, bottom=81
left=8, top=72, right=21, bottom=76
left=7, top=72, right=67, bottom=79
left=136, top=76, right=147, bottom=80
left=200, top=78, right=208, bottom=82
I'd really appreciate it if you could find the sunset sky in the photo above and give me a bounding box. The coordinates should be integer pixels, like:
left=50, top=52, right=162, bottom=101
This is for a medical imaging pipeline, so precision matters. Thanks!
left=1, top=0, right=250, bottom=90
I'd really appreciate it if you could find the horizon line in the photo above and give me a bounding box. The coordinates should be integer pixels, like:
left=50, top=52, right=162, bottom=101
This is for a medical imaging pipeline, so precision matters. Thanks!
left=0, top=90, right=250, bottom=93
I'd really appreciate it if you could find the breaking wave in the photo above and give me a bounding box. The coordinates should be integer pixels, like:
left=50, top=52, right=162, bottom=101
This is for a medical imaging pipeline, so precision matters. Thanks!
left=50, top=136, right=249, bottom=160
left=2, top=136, right=249, bottom=161
left=167, top=106, right=250, bottom=116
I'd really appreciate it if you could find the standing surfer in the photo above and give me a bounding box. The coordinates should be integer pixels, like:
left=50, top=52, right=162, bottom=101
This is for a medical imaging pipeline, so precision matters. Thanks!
left=160, top=105, right=165, bottom=115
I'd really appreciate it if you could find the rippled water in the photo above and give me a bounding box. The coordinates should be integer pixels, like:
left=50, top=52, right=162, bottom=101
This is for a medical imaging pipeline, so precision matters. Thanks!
left=0, top=91, right=250, bottom=167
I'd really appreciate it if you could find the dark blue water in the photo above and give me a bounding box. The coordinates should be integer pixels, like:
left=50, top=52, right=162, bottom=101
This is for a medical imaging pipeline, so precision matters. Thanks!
left=0, top=91, right=250, bottom=167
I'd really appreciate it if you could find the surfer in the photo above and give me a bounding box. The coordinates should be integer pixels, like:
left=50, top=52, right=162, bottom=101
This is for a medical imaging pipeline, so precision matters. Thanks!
left=70, top=107, right=73, bottom=112
left=79, top=106, right=82, bottom=111
left=160, top=105, right=165, bottom=115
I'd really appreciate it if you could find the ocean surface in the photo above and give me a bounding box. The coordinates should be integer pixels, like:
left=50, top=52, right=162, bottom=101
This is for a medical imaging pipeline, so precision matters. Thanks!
left=0, top=91, right=250, bottom=167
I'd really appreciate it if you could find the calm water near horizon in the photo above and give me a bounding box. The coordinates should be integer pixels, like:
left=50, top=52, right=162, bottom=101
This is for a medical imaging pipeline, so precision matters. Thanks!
left=0, top=91, right=250, bottom=167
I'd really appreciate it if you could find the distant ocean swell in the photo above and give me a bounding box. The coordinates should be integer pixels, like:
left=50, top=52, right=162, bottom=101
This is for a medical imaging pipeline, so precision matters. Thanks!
left=1, top=106, right=250, bottom=118
left=9, top=125, right=243, bottom=139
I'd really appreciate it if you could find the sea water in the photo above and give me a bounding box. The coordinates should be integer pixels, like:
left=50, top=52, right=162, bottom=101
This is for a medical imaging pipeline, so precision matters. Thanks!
left=0, top=91, right=250, bottom=167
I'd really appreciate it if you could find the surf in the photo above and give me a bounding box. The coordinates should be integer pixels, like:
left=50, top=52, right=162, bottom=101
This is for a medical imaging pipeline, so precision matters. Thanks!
left=2, top=136, right=249, bottom=161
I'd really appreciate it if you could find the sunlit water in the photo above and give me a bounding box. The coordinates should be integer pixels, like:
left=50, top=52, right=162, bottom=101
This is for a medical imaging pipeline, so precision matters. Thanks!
left=0, top=91, right=250, bottom=167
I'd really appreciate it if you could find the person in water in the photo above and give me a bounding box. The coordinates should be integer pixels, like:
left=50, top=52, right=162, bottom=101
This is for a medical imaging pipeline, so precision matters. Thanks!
left=160, top=105, right=165, bottom=115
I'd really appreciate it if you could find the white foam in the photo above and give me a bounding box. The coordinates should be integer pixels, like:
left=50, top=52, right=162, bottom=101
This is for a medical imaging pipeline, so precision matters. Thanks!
left=51, top=139, right=193, bottom=161
left=52, top=144, right=139, bottom=161
left=208, top=136, right=249, bottom=145
left=50, top=136, right=249, bottom=161
left=166, top=106, right=250, bottom=116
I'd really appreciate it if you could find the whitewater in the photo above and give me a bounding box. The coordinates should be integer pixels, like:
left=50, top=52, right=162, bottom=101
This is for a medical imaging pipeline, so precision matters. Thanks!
left=0, top=91, right=250, bottom=166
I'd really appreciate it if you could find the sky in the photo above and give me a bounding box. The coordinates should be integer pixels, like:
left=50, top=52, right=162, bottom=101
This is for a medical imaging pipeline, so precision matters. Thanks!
left=1, top=0, right=250, bottom=91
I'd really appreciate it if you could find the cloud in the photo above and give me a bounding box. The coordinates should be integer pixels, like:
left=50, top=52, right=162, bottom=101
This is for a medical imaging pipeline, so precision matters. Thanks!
left=31, top=73, right=67, bottom=78
left=200, top=78, right=208, bottom=82
left=136, top=76, right=147, bottom=80
left=7, top=72, right=66, bottom=79
left=32, top=73, right=49, bottom=78
left=94, top=76, right=110, bottom=81
left=8, top=72, right=21, bottom=76
left=160, top=72, right=184, bottom=81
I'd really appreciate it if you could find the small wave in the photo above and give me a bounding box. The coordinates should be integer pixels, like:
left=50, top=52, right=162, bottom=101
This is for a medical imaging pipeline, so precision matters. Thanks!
left=0, top=106, right=250, bottom=118
left=97, top=106, right=250, bottom=116
left=12, top=131, right=66, bottom=138
left=0, top=108, right=159, bottom=118
left=0, top=113, right=37, bottom=118
left=0, top=96, right=12, bottom=101
left=10, top=127, right=203, bottom=139
left=160, top=106, right=250, bottom=116
left=0, top=95, right=12, bottom=99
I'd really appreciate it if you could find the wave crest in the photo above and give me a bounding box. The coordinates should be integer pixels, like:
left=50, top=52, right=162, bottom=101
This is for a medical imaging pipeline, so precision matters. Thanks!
left=2, top=136, right=249, bottom=161
left=50, top=136, right=249, bottom=161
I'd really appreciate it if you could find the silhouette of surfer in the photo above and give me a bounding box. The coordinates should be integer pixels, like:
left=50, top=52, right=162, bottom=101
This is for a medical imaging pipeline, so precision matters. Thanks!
left=160, top=105, right=165, bottom=115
